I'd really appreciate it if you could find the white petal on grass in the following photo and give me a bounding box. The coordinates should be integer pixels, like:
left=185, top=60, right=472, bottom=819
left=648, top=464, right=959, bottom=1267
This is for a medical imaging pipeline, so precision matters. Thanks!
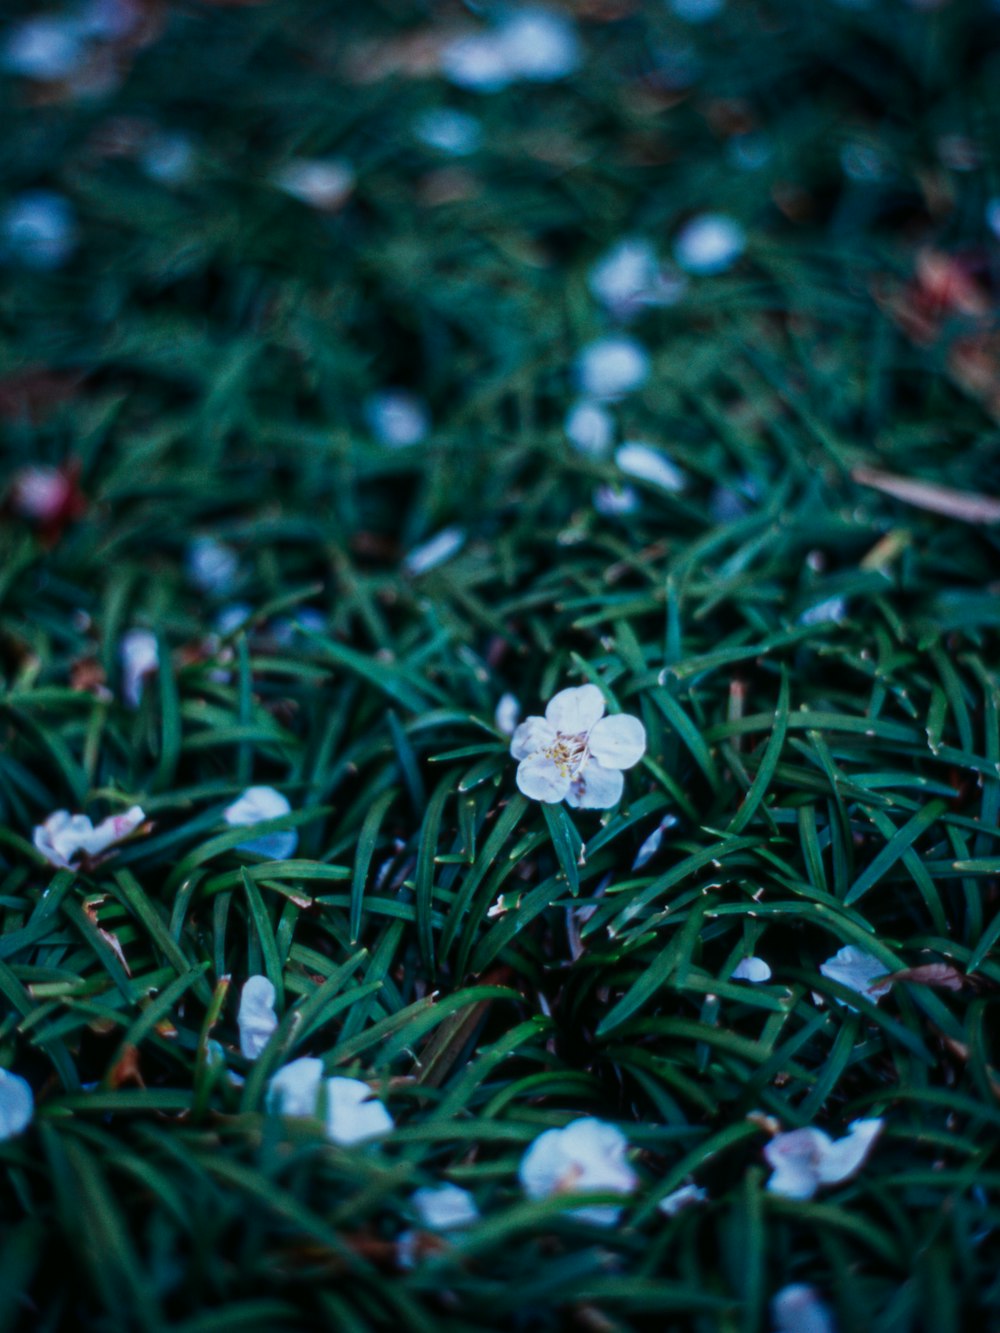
left=565, top=399, right=614, bottom=457
left=33, top=806, right=145, bottom=870
left=616, top=443, right=686, bottom=493
left=187, top=537, right=239, bottom=595
left=2, top=191, right=77, bottom=270
left=588, top=714, right=647, bottom=770
left=273, top=159, right=355, bottom=210
left=772, top=1284, right=835, bottom=1333
left=325, top=1077, right=393, bottom=1145
left=815, top=1118, right=884, bottom=1186
left=594, top=483, right=639, bottom=516
left=404, top=526, right=465, bottom=575
left=439, top=33, right=513, bottom=91
left=120, top=629, right=159, bottom=708
left=658, top=1183, right=708, bottom=1217
left=411, top=1183, right=479, bottom=1230
left=732, top=956, right=772, bottom=983
left=494, top=692, right=521, bottom=735
left=519, top=1118, right=637, bottom=1226
left=516, top=752, right=572, bottom=803
left=765, top=1119, right=883, bottom=1199
left=0, top=1070, right=34, bottom=1140
left=237, top=975, right=278, bottom=1060
left=414, top=107, right=483, bottom=156
left=267, top=1057, right=323, bottom=1118
left=498, top=9, right=581, bottom=82
left=141, top=132, right=196, bottom=185
left=800, top=596, right=847, bottom=626
left=588, top=238, right=659, bottom=315
left=576, top=338, right=650, bottom=401
left=674, top=213, right=745, bottom=275
left=224, top=786, right=298, bottom=861
left=819, top=944, right=892, bottom=1007
left=365, top=390, right=429, bottom=448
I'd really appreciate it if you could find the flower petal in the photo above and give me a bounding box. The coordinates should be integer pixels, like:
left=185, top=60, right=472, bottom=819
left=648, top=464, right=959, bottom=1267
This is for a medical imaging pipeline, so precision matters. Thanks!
left=731, top=956, right=772, bottom=983
left=565, top=763, right=624, bottom=810
left=494, top=693, right=521, bottom=736
left=517, top=754, right=571, bottom=803
left=510, top=715, right=556, bottom=760
left=545, top=684, right=606, bottom=734
left=815, top=1118, right=883, bottom=1186
left=237, top=975, right=278, bottom=1060
left=772, top=1285, right=835, bottom=1333
left=324, top=1076, right=393, bottom=1145
left=657, top=1183, right=708, bottom=1217
left=519, top=1117, right=636, bottom=1226
left=224, top=786, right=298, bottom=861
left=819, top=944, right=892, bottom=1007
left=588, top=714, right=646, bottom=770
left=411, top=1183, right=479, bottom=1231
left=266, top=1057, right=324, bottom=1119
left=764, top=1128, right=829, bottom=1200
left=0, top=1069, right=33, bottom=1140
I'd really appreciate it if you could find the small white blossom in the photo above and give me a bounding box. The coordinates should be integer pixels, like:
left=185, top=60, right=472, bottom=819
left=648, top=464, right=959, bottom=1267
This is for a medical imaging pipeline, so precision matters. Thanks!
left=0, top=1070, right=34, bottom=1141
left=2, top=191, right=77, bottom=270
left=187, top=537, right=239, bottom=595
left=519, top=1118, right=638, bottom=1226
left=325, top=1076, right=394, bottom=1145
left=658, top=1183, right=708, bottom=1216
left=34, top=806, right=145, bottom=870
left=765, top=1119, right=883, bottom=1200
left=633, top=815, right=678, bottom=869
left=404, top=526, right=465, bottom=575
left=565, top=399, right=614, bottom=457
left=732, top=956, right=772, bottom=983
left=674, top=214, right=745, bottom=276
left=494, top=693, right=521, bottom=735
left=273, top=159, right=355, bottom=211
left=224, top=786, right=298, bottom=861
left=593, top=483, right=640, bottom=517
left=120, top=629, right=159, bottom=708
left=414, top=107, right=483, bottom=156
left=365, top=390, right=429, bottom=448
left=819, top=945, right=892, bottom=1007
left=511, top=684, right=646, bottom=809
left=237, top=975, right=278, bottom=1060
left=267, top=1057, right=324, bottom=1118
left=616, top=442, right=686, bottom=493
left=576, top=337, right=650, bottom=401
left=411, top=1183, right=479, bottom=1230
left=772, top=1284, right=835, bottom=1333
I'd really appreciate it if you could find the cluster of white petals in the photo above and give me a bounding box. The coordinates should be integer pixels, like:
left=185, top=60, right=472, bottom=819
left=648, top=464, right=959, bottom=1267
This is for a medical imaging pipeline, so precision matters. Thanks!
left=819, top=944, right=892, bottom=1008
left=224, top=786, right=298, bottom=861
left=34, top=806, right=145, bottom=870
left=267, top=1058, right=394, bottom=1145
left=765, top=1119, right=883, bottom=1200
left=0, top=1069, right=34, bottom=1141
left=441, top=9, right=580, bottom=92
left=519, top=1117, right=638, bottom=1225
left=237, top=975, right=278, bottom=1060
left=511, top=684, right=646, bottom=809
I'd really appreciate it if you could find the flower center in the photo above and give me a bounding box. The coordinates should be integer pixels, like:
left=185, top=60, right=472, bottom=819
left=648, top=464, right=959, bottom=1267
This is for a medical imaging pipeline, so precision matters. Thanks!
left=543, top=731, right=589, bottom=778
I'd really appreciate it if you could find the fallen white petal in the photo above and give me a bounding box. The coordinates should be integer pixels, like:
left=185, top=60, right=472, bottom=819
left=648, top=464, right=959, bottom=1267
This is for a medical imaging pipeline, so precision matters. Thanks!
left=674, top=214, right=745, bottom=275
left=324, top=1076, right=393, bottom=1145
left=439, top=33, right=513, bottom=91
left=519, top=1118, right=637, bottom=1226
left=237, top=975, right=278, bottom=1060
left=365, top=390, right=429, bottom=448
left=414, top=108, right=483, bottom=156
left=732, top=956, right=772, bottom=983
left=0, top=1070, right=34, bottom=1140
left=616, top=442, right=686, bottom=493
left=224, top=786, right=298, bottom=862
left=819, top=945, right=892, bottom=1007
left=120, top=629, right=159, bottom=708
left=267, top=1057, right=324, bottom=1118
left=33, top=806, right=145, bottom=870
left=494, top=692, right=521, bottom=736
left=498, top=9, right=581, bottom=82
left=594, top=483, right=640, bottom=516
left=565, top=399, right=614, bottom=457
left=764, top=1128, right=831, bottom=1200
left=800, top=596, right=847, bottom=626
left=411, top=1183, right=479, bottom=1230
left=772, top=1285, right=835, bottom=1333
left=273, top=158, right=355, bottom=210
left=658, top=1183, right=708, bottom=1217
left=815, top=1118, right=883, bottom=1186
left=187, top=537, right=239, bottom=595
left=404, top=527, right=465, bottom=575
left=544, top=684, right=606, bottom=734
left=576, top=337, right=650, bottom=401
left=588, top=713, right=646, bottom=770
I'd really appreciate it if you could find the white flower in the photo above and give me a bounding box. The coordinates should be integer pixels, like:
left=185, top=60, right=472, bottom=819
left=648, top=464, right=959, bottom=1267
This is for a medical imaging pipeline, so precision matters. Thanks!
left=632, top=815, right=678, bottom=869
left=187, top=537, right=239, bottom=595
left=576, top=338, right=650, bottom=401
left=414, top=108, right=483, bottom=156
left=9, top=467, right=73, bottom=522
left=267, top=1056, right=324, bottom=1118
left=732, top=956, right=772, bottom=983
left=800, top=597, right=847, bottom=626
left=772, top=1284, right=835, bottom=1333
left=616, top=443, right=686, bottom=493
left=494, top=693, right=521, bottom=735
left=365, top=390, right=429, bottom=448
left=658, top=1183, right=708, bottom=1217
left=33, top=806, right=145, bottom=871
left=511, top=684, right=646, bottom=809
left=2, top=192, right=77, bottom=270
left=273, top=159, right=355, bottom=211
left=224, top=786, right=298, bottom=861
left=141, top=132, right=196, bottom=186
left=411, top=1183, right=479, bottom=1230
left=237, top=975, right=278, bottom=1060
left=1, top=18, right=84, bottom=81
left=819, top=944, right=892, bottom=1007
left=565, top=399, right=614, bottom=457
left=325, top=1076, right=394, bottom=1145
left=519, top=1117, right=638, bottom=1226
left=674, top=214, right=745, bottom=275
left=594, top=484, right=640, bottom=516
left=404, top=526, right=465, bottom=575
left=0, top=1070, right=34, bottom=1140
left=497, top=9, right=581, bottom=82
left=120, top=629, right=159, bottom=708
left=765, top=1119, right=883, bottom=1200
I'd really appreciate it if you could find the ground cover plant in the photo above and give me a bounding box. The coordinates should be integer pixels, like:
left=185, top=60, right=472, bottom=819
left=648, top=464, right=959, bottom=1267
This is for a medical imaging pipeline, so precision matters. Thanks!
left=2, top=0, right=1000, bottom=1328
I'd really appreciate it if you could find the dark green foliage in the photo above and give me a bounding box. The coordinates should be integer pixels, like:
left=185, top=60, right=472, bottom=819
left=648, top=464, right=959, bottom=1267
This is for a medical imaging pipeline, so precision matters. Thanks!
left=1, top=0, right=1000, bottom=1328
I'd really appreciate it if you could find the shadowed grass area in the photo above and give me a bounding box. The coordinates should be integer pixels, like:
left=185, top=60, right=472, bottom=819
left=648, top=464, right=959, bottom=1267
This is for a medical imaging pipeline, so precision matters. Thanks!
left=1, top=0, right=1000, bottom=1329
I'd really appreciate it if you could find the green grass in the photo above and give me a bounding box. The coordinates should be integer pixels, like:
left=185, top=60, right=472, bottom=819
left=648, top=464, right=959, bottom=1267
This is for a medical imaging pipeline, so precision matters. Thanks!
left=2, top=0, right=1000, bottom=1328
